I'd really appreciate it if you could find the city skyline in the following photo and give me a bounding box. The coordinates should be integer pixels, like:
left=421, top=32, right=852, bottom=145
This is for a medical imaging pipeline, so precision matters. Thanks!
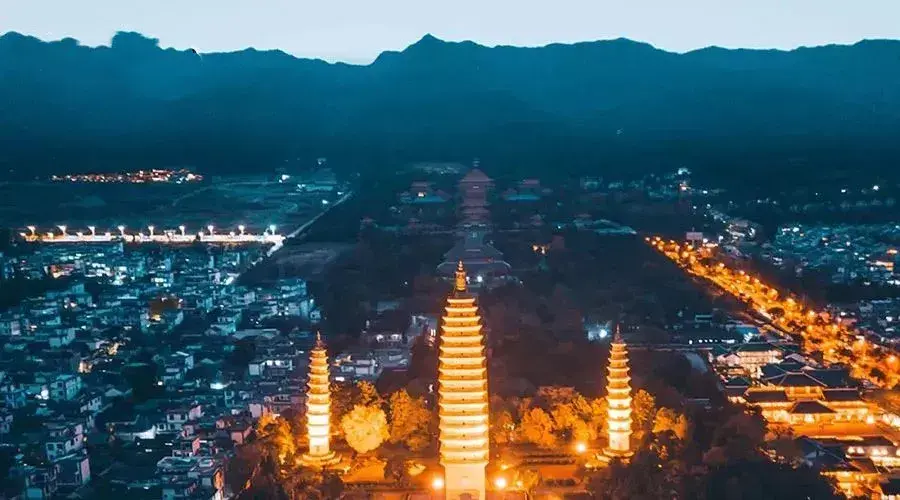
left=2, top=0, right=899, bottom=63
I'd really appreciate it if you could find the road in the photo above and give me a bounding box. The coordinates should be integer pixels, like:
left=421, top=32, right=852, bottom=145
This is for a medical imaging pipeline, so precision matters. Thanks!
left=649, top=236, right=900, bottom=388
left=265, top=190, right=354, bottom=257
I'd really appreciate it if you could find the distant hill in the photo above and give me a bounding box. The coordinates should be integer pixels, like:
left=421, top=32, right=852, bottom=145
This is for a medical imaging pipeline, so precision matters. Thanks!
left=1, top=31, right=899, bottom=184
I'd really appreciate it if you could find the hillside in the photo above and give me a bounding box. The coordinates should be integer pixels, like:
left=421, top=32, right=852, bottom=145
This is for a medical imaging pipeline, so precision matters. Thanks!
left=2, top=31, right=899, bottom=183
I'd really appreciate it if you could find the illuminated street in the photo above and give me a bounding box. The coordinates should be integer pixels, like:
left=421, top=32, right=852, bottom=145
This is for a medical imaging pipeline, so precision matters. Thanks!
left=649, top=236, right=900, bottom=388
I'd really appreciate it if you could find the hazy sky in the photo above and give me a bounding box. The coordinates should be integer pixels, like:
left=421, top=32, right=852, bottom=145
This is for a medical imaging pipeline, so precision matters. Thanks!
left=2, top=0, right=898, bottom=63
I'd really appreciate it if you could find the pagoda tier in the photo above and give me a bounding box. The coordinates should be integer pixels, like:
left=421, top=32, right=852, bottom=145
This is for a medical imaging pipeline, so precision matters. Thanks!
left=438, top=262, right=489, bottom=499
left=300, top=333, right=340, bottom=468
left=603, top=329, right=633, bottom=459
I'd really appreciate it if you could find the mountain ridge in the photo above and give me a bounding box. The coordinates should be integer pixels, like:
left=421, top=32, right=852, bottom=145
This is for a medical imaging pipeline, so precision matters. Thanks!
left=1, top=31, right=899, bottom=182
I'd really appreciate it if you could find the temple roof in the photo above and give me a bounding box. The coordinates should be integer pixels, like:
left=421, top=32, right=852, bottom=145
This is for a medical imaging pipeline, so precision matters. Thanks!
left=460, top=168, right=492, bottom=184
left=822, top=388, right=863, bottom=402
left=744, top=390, right=789, bottom=404
left=442, top=232, right=506, bottom=261
left=789, top=401, right=835, bottom=414
left=765, top=372, right=827, bottom=388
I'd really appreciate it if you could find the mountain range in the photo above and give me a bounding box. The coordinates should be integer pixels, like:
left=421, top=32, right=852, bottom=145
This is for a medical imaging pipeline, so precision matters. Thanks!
left=2, top=31, right=899, bottom=183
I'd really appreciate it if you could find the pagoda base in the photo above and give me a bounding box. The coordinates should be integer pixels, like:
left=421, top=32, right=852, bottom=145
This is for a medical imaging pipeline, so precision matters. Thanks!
left=599, top=448, right=634, bottom=464
left=299, top=451, right=341, bottom=469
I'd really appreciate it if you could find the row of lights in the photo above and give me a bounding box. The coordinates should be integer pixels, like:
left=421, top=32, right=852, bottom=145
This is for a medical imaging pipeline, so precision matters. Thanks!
left=25, top=224, right=278, bottom=238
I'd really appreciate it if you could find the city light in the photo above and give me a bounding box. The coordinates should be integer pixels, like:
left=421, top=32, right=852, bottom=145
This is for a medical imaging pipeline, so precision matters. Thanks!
left=50, top=168, right=202, bottom=184
left=650, top=236, right=900, bottom=388
left=18, top=224, right=284, bottom=246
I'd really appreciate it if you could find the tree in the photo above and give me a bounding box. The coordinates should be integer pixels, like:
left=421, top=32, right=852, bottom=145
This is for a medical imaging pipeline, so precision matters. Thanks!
left=520, top=407, right=557, bottom=448
left=516, top=468, right=541, bottom=497
left=632, top=389, right=657, bottom=433
left=330, top=382, right=354, bottom=435
left=273, top=417, right=297, bottom=464
left=703, top=409, right=767, bottom=466
left=384, top=458, right=411, bottom=486
left=588, top=449, right=682, bottom=500
left=256, top=412, right=277, bottom=438
left=356, top=381, right=383, bottom=407
left=702, top=461, right=841, bottom=500
left=652, top=407, right=689, bottom=440
left=590, top=397, right=608, bottom=436
left=341, top=404, right=389, bottom=455
left=388, top=389, right=432, bottom=452
left=491, top=409, right=516, bottom=446
left=536, top=386, right=578, bottom=407
left=551, top=403, right=579, bottom=439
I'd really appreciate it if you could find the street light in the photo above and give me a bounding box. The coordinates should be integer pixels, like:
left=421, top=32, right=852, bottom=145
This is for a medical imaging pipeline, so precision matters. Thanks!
left=431, top=477, right=444, bottom=490
left=575, top=441, right=587, bottom=454
left=494, top=477, right=508, bottom=490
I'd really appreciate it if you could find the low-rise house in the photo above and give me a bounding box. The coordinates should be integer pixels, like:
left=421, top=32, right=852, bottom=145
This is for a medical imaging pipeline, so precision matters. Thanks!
left=55, top=451, right=91, bottom=487
left=50, top=374, right=82, bottom=401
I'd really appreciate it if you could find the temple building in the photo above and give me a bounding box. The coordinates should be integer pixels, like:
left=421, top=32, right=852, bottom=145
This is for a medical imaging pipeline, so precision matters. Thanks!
left=603, top=328, right=633, bottom=460
left=300, top=333, right=340, bottom=467
left=458, top=169, right=493, bottom=226
left=438, top=262, right=489, bottom=499
left=726, top=360, right=876, bottom=429
left=436, top=231, right=511, bottom=288
left=713, top=342, right=785, bottom=378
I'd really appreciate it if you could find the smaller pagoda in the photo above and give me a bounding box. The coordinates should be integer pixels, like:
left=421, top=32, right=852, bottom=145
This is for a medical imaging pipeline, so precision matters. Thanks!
left=300, top=333, right=340, bottom=468
left=603, top=325, right=634, bottom=460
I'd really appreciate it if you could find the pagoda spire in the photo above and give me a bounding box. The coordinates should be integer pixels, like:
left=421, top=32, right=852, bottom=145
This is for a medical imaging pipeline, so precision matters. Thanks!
left=603, top=324, right=634, bottom=460
left=455, top=260, right=467, bottom=293
left=300, top=333, right=339, bottom=468
left=439, top=266, right=489, bottom=498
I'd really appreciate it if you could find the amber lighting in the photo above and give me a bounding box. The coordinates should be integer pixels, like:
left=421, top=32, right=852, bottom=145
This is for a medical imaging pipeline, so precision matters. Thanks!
left=300, top=333, right=339, bottom=467
left=438, top=262, right=489, bottom=498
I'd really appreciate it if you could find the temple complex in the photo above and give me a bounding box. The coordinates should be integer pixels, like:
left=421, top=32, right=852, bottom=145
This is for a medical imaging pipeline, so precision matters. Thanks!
left=438, top=262, right=489, bottom=499
left=603, top=328, right=633, bottom=460
left=300, top=333, right=340, bottom=468
left=436, top=231, right=511, bottom=288
left=725, top=359, right=876, bottom=429
left=458, top=169, right=493, bottom=226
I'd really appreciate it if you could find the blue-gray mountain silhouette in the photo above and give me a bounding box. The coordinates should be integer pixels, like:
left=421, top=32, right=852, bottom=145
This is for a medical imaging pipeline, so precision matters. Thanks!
left=1, top=32, right=899, bottom=181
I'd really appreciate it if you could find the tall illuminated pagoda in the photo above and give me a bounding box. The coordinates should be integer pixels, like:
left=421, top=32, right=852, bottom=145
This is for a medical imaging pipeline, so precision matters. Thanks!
left=438, top=262, right=489, bottom=499
left=300, top=333, right=339, bottom=468
left=603, top=326, right=633, bottom=460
